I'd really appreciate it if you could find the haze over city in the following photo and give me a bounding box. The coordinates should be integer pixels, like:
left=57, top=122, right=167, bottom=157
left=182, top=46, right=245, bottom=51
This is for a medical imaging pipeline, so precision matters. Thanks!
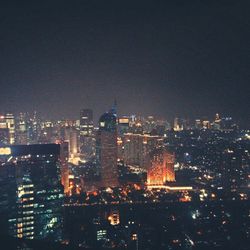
left=1, top=1, right=250, bottom=123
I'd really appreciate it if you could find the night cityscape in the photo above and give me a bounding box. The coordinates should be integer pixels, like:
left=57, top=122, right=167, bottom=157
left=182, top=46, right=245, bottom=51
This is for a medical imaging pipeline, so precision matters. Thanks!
left=0, top=1, right=250, bottom=250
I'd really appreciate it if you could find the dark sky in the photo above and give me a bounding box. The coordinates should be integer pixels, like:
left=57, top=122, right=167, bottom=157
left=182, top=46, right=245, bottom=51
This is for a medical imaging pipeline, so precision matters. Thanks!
left=1, top=1, right=250, bottom=124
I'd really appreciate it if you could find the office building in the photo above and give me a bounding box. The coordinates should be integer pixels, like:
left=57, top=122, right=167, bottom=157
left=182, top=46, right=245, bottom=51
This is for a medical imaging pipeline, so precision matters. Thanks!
left=0, top=113, right=15, bottom=145
left=147, top=148, right=175, bottom=186
left=80, top=109, right=95, bottom=161
left=5, top=113, right=15, bottom=144
left=123, top=133, right=163, bottom=168
left=0, top=144, right=64, bottom=241
left=96, top=111, right=118, bottom=187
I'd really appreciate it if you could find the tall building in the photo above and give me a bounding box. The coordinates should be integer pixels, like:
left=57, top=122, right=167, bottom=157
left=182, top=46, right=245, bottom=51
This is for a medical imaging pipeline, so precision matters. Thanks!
left=15, top=112, right=41, bottom=145
left=60, top=141, right=69, bottom=194
left=0, top=115, right=9, bottom=145
left=64, top=126, right=79, bottom=157
left=173, top=117, right=184, bottom=131
left=221, top=149, right=248, bottom=199
left=15, top=112, right=28, bottom=144
left=147, top=148, right=175, bottom=186
left=96, top=111, right=118, bottom=188
left=123, top=133, right=163, bottom=168
left=80, top=109, right=95, bottom=161
left=117, top=117, right=130, bottom=136
left=0, top=144, right=64, bottom=241
left=5, top=113, right=15, bottom=144
left=0, top=113, right=15, bottom=145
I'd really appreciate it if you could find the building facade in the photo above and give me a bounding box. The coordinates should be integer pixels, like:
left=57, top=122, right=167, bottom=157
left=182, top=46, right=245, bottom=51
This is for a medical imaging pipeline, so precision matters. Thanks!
left=80, top=109, right=95, bottom=161
left=147, top=148, right=175, bottom=186
left=0, top=144, right=64, bottom=241
left=123, top=133, right=163, bottom=168
left=96, top=112, right=118, bottom=188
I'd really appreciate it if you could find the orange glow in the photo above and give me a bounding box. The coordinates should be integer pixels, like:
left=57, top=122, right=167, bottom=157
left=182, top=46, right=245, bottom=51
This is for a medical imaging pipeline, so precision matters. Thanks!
left=147, top=149, right=175, bottom=186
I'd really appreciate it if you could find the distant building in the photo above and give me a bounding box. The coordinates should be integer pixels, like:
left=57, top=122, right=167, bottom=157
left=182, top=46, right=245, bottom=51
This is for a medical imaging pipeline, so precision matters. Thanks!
left=63, top=126, right=79, bottom=158
left=118, top=117, right=130, bottom=136
left=60, top=141, right=69, bottom=194
left=15, top=113, right=28, bottom=144
left=123, top=133, right=163, bottom=168
left=0, top=115, right=9, bottom=145
left=221, top=149, right=248, bottom=199
left=5, top=113, right=15, bottom=144
left=0, top=113, right=15, bottom=145
left=96, top=111, right=118, bottom=188
left=80, top=109, right=95, bottom=161
left=147, top=148, right=175, bottom=186
left=108, top=209, right=120, bottom=225
left=0, top=144, right=64, bottom=241
left=174, top=117, right=183, bottom=131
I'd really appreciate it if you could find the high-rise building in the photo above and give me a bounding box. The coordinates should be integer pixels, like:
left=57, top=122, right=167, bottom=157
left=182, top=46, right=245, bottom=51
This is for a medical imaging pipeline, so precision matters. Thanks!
left=0, top=144, right=64, bottom=241
left=144, top=116, right=156, bottom=133
left=174, top=117, right=184, bottom=131
left=118, top=117, right=130, bottom=136
left=64, top=126, right=79, bottom=157
left=123, top=133, right=163, bottom=168
left=0, top=113, right=15, bottom=145
left=0, top=115, right=9, bottom=145
left=221, top=149, right=248, bottom=199
left=60, top=141, right=69, bottom=194
left=15, top=112, right=41, bottom=145
left=5, top=113, right=15, bottom=144
left=147, top=148, right=175, bottom=186
left=16, top=112, right=28, bottom=144
left=80, top=109, right=95, bottom=161
left=96, top=111, right=118, bottom=188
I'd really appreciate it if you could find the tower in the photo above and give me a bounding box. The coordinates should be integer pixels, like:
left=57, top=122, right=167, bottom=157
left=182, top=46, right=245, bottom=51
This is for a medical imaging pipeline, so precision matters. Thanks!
left=147, top=148, right=175, bottom=186
left=5, top=113, right=15, bottom=144
left=0, top=144, right=64, bottom=240
left=80, top=109, right=95, bottom=161
left=96, top=111, right=118, bottom=188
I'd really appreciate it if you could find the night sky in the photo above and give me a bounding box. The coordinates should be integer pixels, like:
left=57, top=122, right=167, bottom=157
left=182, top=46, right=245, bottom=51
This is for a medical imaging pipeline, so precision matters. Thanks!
left=1, top=1, right=250, bottom=124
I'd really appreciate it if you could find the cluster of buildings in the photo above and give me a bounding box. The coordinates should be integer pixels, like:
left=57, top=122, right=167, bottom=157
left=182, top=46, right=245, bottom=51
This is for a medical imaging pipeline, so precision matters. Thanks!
left=0, top=107, right=249, bottom=248
left=0, top=106, right=176, bottom=244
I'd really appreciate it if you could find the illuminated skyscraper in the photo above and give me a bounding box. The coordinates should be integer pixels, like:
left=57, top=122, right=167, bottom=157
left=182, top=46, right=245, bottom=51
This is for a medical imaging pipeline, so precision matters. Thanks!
left=0, top=144, right=64, bottom=241
left=5, top=113, right=15, bottom=144
left=0, top=115, right=9, bottom=145
left=64, top=126, right=79, bottom=157
left=96, top=111, right=118, bottom=187
left=80, top=109, right=95, bottom=161
left=147, top=148, right=175, bottom=186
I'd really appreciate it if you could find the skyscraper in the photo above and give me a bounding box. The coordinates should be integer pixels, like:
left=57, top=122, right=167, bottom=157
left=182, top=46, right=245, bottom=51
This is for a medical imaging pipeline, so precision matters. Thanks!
left=64, top=126, right=79, bottom=157
left=0, top=113, right=15, bottom=145
left=80, top=109, right=95, bottom=161
left=0, top=115, right=9, bottom=145
left=96, top=111, right=118, bottom=188
left=123, top=133, right=163, bottom=168
left=0, top=144, right=64, bottom=241
left=147, top=148, right=175, bottom=186
left=60, top=141, right=69, bottom=194
left=5, top=113, right=15, bottom=144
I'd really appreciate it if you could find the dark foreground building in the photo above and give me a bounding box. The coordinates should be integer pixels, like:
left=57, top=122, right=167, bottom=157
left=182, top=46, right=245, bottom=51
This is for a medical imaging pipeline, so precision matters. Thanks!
left=0, top=144, right=64, bottom=241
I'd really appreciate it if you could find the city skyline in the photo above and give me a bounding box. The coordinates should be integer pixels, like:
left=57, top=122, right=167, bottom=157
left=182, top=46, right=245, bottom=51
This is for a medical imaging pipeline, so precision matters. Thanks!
left=0, top=2, right=249, bottom=249
left=1, top=1, right=250, bottom=124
